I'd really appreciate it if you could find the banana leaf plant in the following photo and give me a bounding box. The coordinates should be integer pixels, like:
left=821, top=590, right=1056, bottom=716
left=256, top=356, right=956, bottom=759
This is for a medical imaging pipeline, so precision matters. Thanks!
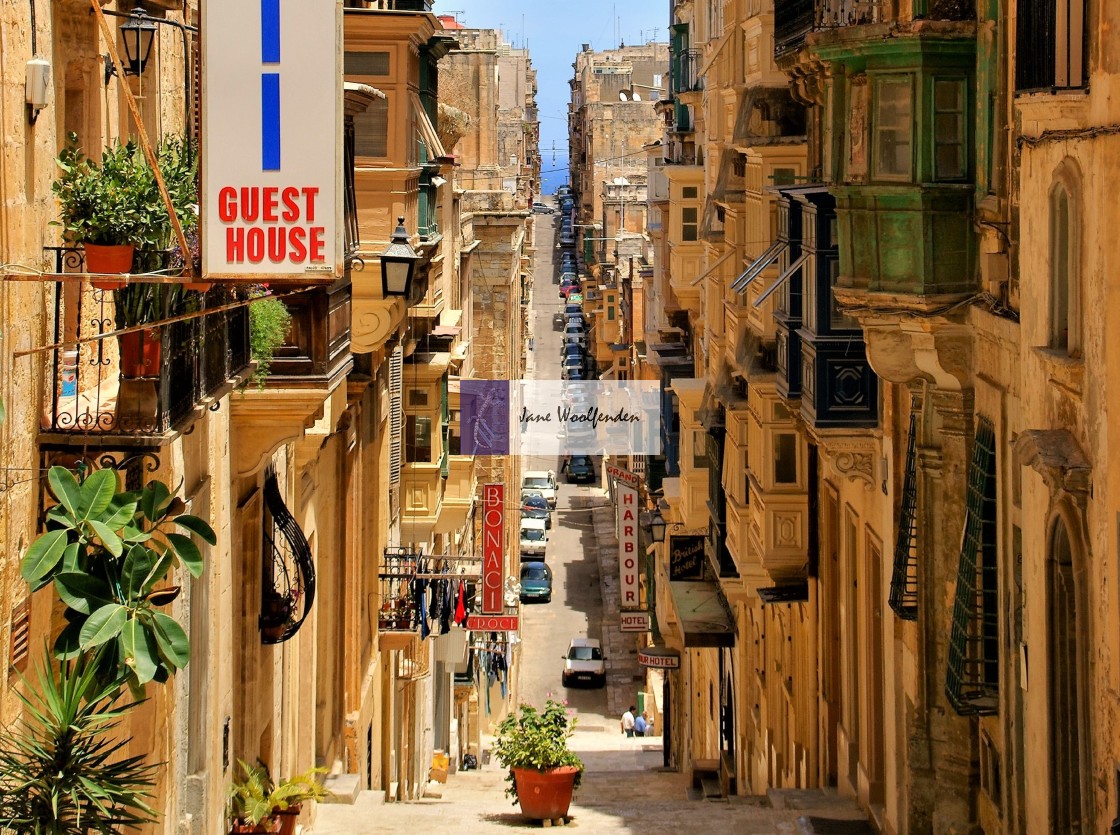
left=21, top=466, right=216, bottom=693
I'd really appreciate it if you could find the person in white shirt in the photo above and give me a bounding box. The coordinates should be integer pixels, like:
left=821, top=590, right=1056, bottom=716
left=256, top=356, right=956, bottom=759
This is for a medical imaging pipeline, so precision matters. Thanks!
left=621, top=706, right=636, bottom=738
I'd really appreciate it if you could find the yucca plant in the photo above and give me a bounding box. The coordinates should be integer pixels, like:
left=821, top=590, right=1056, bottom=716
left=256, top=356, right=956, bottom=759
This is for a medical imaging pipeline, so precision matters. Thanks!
left=0, top=654, right=158, bottom=834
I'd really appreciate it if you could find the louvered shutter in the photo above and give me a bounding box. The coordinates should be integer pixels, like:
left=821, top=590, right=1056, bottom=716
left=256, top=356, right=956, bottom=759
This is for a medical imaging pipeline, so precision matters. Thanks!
left=389, top=346, right=403, bottom=487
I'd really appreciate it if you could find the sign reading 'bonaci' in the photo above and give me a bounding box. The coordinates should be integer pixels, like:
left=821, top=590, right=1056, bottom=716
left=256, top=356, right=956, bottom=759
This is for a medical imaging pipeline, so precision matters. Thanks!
left=202, top=0, right=342, bottom=279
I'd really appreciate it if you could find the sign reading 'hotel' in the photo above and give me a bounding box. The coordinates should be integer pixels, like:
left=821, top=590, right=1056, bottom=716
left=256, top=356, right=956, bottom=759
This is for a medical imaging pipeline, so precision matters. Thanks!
left=202, top=0, right=342, bottom=279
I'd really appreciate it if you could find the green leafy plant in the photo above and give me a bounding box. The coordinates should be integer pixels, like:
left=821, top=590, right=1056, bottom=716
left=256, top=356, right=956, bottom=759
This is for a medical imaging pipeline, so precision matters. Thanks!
left=248, top=296, right=292, bottom=388
left=275, top=766, right=328, bottom=807
left=0, top=654, right=159, bottom=833
left=52, top=133, right=198, bottom=255
left=227, top=761, right=309, bottom=828
left=21, top=466, right=216, bottom=693
left=492, top=700, right=584, bottom=803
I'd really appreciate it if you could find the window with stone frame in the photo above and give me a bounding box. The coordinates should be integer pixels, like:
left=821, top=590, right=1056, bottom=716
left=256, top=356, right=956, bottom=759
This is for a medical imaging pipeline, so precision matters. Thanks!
left=1049, top=173, right=1081, bottom=356
left=1015, top=0, right=1087, bottom=92
left=405, top=414, right=433, bottom=463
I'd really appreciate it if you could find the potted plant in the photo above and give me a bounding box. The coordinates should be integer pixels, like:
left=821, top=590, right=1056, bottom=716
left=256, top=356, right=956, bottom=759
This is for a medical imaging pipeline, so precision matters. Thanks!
left=248, top=295, right=293, bottom=389
left=227, top=761, right=283, bottom=834
left=271, top=767, right=328, bottom=835
left=228, top=761, right=317, bottom=835
left=492, top=700, right=584, bottom=821
left=52, top=135, right=149, bottom=288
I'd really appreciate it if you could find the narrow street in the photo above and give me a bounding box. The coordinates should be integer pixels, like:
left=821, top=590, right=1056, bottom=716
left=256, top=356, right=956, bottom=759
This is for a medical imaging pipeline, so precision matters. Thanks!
left=312, top=205, right=871, bottom=834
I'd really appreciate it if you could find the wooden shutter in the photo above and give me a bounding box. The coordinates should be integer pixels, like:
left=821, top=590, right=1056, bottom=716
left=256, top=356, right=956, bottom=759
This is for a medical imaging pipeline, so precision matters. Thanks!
left=389, top=346, right=403, bottom=486
left=9, top=597, right=30, bottom=672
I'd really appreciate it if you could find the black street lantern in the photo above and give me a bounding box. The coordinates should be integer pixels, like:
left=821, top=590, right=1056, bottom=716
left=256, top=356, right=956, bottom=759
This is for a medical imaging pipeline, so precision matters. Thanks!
left=381, top=217, right=420, bottom=298
left=645, top=509, right=667, bottom=544
left=120, top=8, right=157, bottom=76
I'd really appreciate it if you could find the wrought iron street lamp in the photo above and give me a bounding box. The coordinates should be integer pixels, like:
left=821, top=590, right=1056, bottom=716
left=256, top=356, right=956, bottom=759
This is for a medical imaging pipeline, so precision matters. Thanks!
left=380, top=217, right=420, bottom=298
left=644, top=509, right=667, bottom=543
left=105, top=7, right=157, bottom=83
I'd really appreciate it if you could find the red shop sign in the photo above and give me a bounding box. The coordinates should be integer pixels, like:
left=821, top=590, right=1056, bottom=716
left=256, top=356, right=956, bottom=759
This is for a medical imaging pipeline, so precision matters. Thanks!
left=482, top=484, right=504, bottom=614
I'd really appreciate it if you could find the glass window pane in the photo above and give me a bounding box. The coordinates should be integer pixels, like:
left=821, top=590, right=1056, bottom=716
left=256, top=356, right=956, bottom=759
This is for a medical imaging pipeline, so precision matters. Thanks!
left=934, top=79, right=966, bottom=180
left=774, top=433, right=798, bottom=484
left=874, top=77, right=912, bottom=179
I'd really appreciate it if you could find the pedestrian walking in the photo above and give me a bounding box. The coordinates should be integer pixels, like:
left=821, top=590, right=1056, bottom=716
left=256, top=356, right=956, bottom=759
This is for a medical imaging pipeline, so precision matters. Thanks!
left=634, top=712, right=648, bottom=736
left=621, top=706, right=636, bottom=737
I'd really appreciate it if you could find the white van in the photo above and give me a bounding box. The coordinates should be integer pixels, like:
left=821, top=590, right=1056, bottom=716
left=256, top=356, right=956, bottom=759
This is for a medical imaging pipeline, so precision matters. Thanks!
left=522, top=470, right=558, bottom=508
left=519, top=517, right=548, bottom=558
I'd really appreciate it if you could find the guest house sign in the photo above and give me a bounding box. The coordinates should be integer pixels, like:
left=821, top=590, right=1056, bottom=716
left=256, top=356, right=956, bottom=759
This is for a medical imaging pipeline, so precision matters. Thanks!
left=202, top=0, right=342, bottom=279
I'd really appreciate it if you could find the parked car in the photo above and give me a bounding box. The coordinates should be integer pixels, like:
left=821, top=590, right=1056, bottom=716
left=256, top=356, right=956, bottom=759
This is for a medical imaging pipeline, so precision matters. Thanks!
left=532, top=201, right=555, bottom=214
left=520, top=562, right=553, bottom=603
left=520, top=492, right=552, bottom=529
left=561, top=638, right=605, bottom=687
left=565, top=455, right=595, bottom=483
left=552, top=312, right=566, bottom=330
left=522, top=470, right=558, bottom=508
left=564, top=303, right=583, bottom=316
left=561, top=344, right=584, bottom=359
left=519, top=517, right=548, bottom=557
left=564, top=323, right=587, bottom=340
left=562, top=362, right=586, bottom=380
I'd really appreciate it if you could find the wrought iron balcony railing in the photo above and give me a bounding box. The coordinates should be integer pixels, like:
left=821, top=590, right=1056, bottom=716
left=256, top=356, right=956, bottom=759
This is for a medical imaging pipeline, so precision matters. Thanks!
left=775, top=0, right=815, bottom=56
left=260, top=469, right=316, bottom=644
left=672, top=48, right=704, bottom=94
left=379, top=548, right=421, bottom=632
left=42, top=247, right=250, bottom=437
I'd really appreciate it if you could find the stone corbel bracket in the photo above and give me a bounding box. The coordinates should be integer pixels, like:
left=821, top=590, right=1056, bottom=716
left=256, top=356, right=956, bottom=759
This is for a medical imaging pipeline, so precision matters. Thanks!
left=1013, top=429, right=1092, bottom=503
left=351, top=297, right=406, bottom=355
left=817, top=434, right=881, bottom=491
left=231, top=388, right=337, bottom=479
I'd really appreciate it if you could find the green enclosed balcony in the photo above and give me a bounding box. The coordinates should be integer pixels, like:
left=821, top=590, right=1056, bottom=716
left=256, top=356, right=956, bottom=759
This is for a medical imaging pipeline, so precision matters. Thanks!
left=812, top=20, right=978, bottom=300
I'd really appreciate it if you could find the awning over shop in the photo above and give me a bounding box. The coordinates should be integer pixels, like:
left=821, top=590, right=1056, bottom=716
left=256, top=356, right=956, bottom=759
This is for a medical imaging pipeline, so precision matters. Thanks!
left=669, top=580, right=736, bottom=647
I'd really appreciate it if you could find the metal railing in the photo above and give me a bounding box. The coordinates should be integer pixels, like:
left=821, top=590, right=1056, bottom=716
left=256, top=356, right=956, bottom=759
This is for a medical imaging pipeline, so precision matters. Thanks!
left=775, top=0, right=815, bottom=56
left=42, top=247, right=250, bottom=436
left=672, top=49, right=704, bottom=94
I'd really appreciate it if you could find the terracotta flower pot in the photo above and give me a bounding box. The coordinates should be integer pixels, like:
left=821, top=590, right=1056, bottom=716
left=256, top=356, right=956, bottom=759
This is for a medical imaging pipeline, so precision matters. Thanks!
left=229, top=821, right=279, bottom=834
left=511, top=765, right=579, bottom=821
left=273, top=803, right=302, bottom=835
left=118, top=327, right=162, bottom=378
left=184, top=281, right=212, bottom=292
left=85, top=243, right=134, bottom=290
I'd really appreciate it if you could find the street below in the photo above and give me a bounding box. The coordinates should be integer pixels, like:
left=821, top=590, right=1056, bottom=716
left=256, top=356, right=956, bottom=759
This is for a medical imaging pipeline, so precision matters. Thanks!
left=312, top=205, right=872, bottom=834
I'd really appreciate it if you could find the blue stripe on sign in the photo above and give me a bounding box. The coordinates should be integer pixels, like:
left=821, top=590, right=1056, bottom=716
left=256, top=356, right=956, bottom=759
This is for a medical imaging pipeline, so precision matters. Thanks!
left=261, top=0, right=281, bottom=63
left=262, top=73, right=281, bottom=170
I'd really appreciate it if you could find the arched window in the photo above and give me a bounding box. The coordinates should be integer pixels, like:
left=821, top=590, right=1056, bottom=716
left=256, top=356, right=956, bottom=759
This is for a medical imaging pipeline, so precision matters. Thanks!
left=1049, top=170, right=1081, bottom=355
left=1048, top=516, right=1089, bottom=831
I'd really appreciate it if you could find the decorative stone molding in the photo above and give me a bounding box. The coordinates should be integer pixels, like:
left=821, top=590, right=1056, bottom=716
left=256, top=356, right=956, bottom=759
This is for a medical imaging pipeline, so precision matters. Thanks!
left=351, top=298, right=406, bottom=355
left=231, top=387, right=340, bottom=478
left=831, top=300, right=974, bottom=392
left=1014, top=429, right=1092, bottom=499
left=818, top=435, right=880, bottom=490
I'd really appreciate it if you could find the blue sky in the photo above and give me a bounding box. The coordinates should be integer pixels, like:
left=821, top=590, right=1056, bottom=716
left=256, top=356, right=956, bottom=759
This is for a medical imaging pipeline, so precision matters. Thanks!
left=433, top=1, right=668, bottom=180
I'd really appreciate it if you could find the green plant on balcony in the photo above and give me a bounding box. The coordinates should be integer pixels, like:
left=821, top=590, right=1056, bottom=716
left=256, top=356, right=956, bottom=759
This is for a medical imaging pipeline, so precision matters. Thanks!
left=20, top=466, right=216, bottom=693
left=52, top=134, right=198, bottom=282
left=248, top=296, right=293, bottom=388
left=0, top=654, right=159, bottom=833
